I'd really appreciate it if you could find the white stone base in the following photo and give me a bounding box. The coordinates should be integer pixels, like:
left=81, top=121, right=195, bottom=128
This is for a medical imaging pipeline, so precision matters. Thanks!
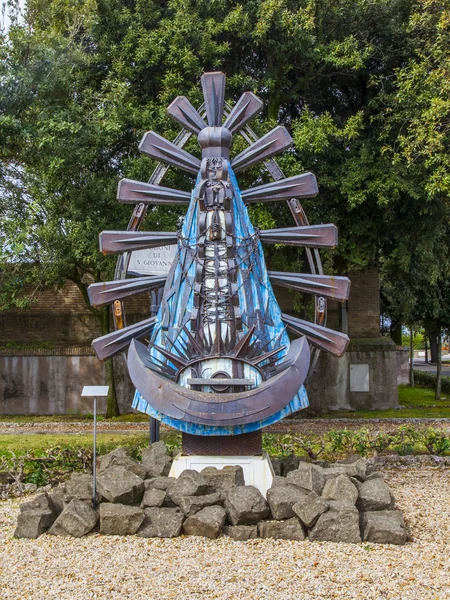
left=169, top=451, right=274, bottom=497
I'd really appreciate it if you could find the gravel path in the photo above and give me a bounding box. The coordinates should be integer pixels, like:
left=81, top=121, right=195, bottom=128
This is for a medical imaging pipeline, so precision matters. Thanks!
left=1, top=418, right=450, bottom=436
left=0, top=466, right=449, bottom=599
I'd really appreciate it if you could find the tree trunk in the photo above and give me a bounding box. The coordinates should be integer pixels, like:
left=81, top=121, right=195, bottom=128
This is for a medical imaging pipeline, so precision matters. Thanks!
left=425, top=335, right=428, bottom=363
left=390, top=321, right=403, bottom=346
left=436, top=330, right=442, bottom=400
left=99, top=307, right=120, bottom=418
left=409, top=325, right=414, bottom=387
left=427, top=328, right=439, bottom=363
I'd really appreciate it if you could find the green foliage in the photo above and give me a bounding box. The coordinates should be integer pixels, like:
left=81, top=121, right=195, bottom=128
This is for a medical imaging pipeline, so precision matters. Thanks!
left=402, top=331, right=425, bottom=350
left=414, top=370, right=450, bottom=395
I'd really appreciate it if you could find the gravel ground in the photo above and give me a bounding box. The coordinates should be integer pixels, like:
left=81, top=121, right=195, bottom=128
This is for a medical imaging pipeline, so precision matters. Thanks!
left=1, top=418, right=450, bottom=436
left=0, top=466, right=449, bottom=599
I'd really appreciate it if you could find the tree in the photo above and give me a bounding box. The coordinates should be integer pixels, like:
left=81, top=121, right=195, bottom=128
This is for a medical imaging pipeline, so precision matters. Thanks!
left=1, top=0, right=448, bottom=413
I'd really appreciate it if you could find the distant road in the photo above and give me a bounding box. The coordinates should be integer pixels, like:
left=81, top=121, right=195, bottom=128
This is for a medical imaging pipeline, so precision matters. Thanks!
left=413, top=360, right=450, bottom=376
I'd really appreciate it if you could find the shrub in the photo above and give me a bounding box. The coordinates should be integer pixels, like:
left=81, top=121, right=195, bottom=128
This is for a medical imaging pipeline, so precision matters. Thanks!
left=414, top=370, right=450, bottom=394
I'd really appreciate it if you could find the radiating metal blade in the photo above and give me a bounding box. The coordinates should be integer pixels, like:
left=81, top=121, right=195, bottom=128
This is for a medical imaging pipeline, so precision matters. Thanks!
left=201, top=72, right=226, bottom=127
left=88, top=276, right=167, bottom=307
left=231, top=126, right=292, bottom=173
left=99, top=231, right=178, bottom=255
left=167, top=96, right=207, bottom=133
left=269, top=272, right=350, bottom=302
left=92, top=317, right=157, bottom=361
left=282, top=313, right=349, bottom=357
left=139, top=131, right=201, bottom=174
left=223, top=92, right=263, bottom=133
left=260, top=224, right=338, bottom=248
left=117, top=179, right=190, bottom=206
left=242, top=173, right=318, bottom=203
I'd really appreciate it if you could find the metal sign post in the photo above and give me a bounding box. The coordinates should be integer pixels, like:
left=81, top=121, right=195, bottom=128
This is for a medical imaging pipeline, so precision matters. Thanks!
left=81, top=386, right=109, bottom=508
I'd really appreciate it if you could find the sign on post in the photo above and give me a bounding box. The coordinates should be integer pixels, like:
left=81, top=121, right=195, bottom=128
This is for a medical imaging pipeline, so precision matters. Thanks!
left=81, top=386, right=109, bottom=508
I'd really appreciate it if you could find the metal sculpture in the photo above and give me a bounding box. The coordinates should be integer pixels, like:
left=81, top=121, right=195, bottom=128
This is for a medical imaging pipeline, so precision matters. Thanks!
left=89, top=72, right=350, bottom=452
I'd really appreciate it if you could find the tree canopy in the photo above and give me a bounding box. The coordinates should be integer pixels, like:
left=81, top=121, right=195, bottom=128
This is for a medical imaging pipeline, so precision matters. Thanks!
left=1, top=0, right=449, bottom=410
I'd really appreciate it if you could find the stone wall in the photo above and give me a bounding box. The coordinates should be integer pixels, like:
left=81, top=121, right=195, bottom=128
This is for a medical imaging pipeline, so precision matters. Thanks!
left=0, top=348, right=134, bottom=415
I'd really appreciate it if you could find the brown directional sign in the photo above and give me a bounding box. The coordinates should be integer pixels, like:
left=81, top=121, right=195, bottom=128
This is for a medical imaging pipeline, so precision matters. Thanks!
left=260, top=224, right=338, bottom=248
left=282, top=313, right=349, bottom=357
left=92, top=317, right=157, bottom=361
left=88, top=276, right=167, bottom=308
left=231, top=126, right=292, bottom=173
left=139, top=131, right=201, bottom=174
left=269, top=272, right=350, bottom=302
left=117, top=179, right=190, bottom=205
left=99, top=231, right=178, bottom=255
left=242, top=173, right=318, bottom=203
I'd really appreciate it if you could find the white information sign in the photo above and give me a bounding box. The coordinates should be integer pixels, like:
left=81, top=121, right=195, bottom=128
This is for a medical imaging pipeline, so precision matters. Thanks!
left=128, top=245, right=177, bottom=276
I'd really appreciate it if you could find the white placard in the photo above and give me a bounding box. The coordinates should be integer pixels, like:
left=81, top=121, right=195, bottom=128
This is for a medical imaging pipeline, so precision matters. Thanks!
left=128, top=245, right=177, bottom=276
left=81, top=386, right=110, bottom=397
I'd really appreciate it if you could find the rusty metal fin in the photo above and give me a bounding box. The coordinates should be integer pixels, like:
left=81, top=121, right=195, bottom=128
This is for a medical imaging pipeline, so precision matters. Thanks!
left=282, top=313, right=349, bottom=357
left=92, top=317, right=157, bottom=361
left=117, top=179, right=190, bottom=206
left=88, top=276, right=167, bottom=308
left=167, top=96, right=207, bottom=134
left=139, top=131, right=201, bottom=174
left=223, top=92, right=263, bottom=133
left=201, top=72, right=226, bottom=127
left=241, top=173, right=318, bottom=204
left=99, top=231, right=178, bottom=255
left=231, top=126, right=292, bottom=173
left=260, top=224, right=338, bottom=249
left=269, top=272, right=350, bottom=302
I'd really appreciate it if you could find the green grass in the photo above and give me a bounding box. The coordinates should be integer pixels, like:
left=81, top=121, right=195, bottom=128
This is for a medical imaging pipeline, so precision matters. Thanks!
left=0, top=413, right=150, bottom=423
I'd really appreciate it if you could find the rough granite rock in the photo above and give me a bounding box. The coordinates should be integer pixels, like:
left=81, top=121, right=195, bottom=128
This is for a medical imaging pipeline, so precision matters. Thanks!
left=177, top=492, right=222, bottom=517
left=144, top=476, right=176, bottom=491
left=96, top=448, right=147, bottom=480
left=270, top=475, right=288, bottom=488
left=267, top=486, right=308, bottom=520
left=183, top=505, right=226, bottom=539
left=309, top=505, right=361, bottom=543
left=357, top=479, right=393, bottom=511
left=99, top=503, right=144, bottom=535
left=201, top=466, right=245, bottom=492
left=321, top=474, right=358, bottom=506
left=141, top=441, right=172, bottom=477
left=48, top=498, right=98, bottom=538
left=225, top=485, right=269, bottom=525
left=137, top=507, right=184, bottom=538
left=280, top=455, right=300, bottom=477
left=286, top=463, right=325, bottom=495
left=292, top=491, right=329, bottom=528
left=48, top=483, right=66, bottom=516
left=365, top=472, right=384, bottom=482
left=336, top=456, right=368, bottom=480
left=223, top=525, right=258, bottom=541
left=64, top=474, right=96, bottom=504
left=167, top=470, right=209, bottom=505
left=141, top=488, right=166, bottom=508
left=270, top=459, right=282, bottom=476
left=96, top=466, right=144, bottom=504
left=259, top=517, right=305, bottom=541
left=14, top=493, right=56, bottom=539
left=361, top=510, right=407, bottom=545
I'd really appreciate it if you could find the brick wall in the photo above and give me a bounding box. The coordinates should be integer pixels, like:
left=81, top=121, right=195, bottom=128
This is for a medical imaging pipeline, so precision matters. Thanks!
left=0, top=280, right=149, bottom=345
